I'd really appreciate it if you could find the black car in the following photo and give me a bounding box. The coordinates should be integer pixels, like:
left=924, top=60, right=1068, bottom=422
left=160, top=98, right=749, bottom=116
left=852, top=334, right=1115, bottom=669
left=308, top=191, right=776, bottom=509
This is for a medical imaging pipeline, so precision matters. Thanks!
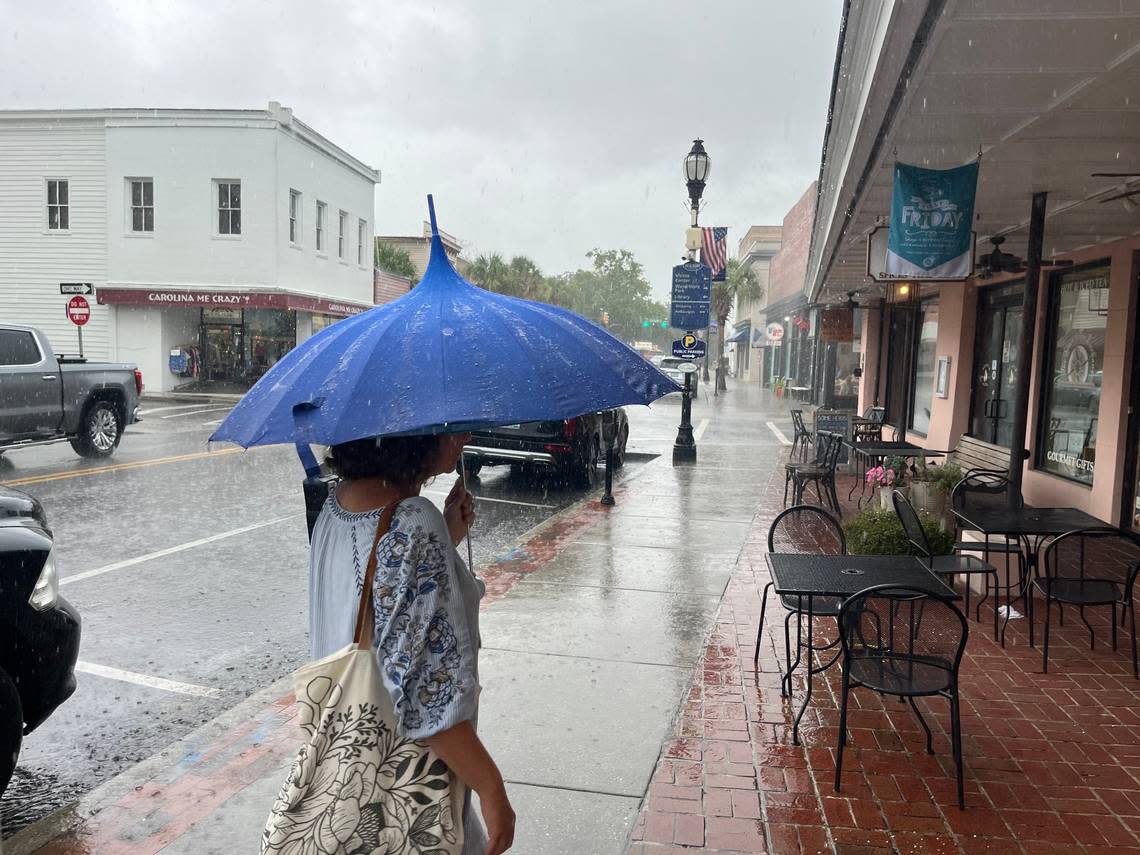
left=0, top=486, right=80, bottom=794
left=463, top=409, right=629, bottom=487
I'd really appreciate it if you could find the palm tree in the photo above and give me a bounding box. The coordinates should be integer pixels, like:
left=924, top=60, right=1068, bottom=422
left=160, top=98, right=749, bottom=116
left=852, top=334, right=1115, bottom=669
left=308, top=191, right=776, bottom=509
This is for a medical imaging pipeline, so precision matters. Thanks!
left=711, top=259, right=763, bottom=391
left=467, top=253, right=510, bottom=294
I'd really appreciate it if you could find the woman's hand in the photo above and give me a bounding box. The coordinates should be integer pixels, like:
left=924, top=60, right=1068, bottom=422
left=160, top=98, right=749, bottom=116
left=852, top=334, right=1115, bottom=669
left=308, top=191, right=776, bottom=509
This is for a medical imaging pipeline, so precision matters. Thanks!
left=480, top=785, right=516, bottom=854
left=444, top=476, right=476, bottom=546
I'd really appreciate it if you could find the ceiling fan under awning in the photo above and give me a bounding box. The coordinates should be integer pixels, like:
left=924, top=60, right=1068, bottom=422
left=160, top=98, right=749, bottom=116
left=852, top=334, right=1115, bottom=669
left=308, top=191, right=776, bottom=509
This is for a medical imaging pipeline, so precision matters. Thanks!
left=975, top=237, right=1073, bottom=280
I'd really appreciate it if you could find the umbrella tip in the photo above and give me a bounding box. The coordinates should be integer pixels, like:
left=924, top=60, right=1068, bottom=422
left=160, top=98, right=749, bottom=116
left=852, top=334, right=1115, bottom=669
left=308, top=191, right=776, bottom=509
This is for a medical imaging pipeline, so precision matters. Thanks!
left=427, top=194, right=438, bottom=237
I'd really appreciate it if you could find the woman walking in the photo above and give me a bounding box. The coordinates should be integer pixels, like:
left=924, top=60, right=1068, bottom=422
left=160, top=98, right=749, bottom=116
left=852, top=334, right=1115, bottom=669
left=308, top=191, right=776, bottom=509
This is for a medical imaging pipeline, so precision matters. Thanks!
left=308, top=432, right=515, bottom=855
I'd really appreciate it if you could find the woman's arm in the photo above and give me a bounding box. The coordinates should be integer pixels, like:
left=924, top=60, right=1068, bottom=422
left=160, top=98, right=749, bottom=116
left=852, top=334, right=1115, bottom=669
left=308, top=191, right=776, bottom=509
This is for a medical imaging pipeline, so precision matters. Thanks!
left=426, top=721, right=515, bottom=855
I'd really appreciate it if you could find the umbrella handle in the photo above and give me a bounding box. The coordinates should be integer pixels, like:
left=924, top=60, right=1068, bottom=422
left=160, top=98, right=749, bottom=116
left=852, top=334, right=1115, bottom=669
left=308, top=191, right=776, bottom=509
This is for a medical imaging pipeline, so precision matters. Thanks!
left=457, top=451, right=475, bottom=572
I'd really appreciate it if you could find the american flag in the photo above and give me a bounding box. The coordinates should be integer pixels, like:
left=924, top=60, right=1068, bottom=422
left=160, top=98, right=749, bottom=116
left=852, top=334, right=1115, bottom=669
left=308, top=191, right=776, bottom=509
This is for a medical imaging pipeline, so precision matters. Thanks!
left=701, top=227, right=728, bottom=281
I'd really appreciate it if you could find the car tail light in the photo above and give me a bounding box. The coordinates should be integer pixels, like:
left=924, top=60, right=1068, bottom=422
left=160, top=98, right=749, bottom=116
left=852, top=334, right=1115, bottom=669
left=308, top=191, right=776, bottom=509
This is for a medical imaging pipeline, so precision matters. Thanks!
left=543, top=443, right=572, bottom=454
left=134, top=369, right=144, bottom=396
left=563, top=418, right=578, bottom=439
left=29, top=549, right=59, bottom=611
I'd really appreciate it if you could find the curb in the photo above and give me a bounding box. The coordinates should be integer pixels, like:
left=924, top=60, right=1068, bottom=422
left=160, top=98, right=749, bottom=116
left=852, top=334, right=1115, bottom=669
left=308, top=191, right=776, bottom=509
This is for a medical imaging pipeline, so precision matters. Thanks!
left=2, top=674, right=297, bottom=855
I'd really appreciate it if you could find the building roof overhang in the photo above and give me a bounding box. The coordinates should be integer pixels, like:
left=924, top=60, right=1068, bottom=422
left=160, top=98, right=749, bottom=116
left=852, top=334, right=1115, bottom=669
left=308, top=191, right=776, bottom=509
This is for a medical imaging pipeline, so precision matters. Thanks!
left=807, top=0, right=1140, bottom=305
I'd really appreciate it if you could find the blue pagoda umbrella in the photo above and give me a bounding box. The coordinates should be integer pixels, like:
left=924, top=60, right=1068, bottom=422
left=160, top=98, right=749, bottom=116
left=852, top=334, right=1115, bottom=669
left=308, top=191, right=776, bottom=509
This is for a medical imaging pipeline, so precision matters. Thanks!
left=209, top=196, right=680, bottom=450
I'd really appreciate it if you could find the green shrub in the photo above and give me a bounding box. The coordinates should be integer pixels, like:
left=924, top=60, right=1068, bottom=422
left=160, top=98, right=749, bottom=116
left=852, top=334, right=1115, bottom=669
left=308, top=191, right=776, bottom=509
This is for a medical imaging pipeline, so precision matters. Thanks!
left=842, top=507, right=954, bottom=556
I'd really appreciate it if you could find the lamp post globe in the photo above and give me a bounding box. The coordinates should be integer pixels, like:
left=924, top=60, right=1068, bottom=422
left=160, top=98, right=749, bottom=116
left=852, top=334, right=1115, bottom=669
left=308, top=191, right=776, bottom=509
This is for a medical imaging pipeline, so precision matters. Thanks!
left=684, top=139, right=710, bottom=210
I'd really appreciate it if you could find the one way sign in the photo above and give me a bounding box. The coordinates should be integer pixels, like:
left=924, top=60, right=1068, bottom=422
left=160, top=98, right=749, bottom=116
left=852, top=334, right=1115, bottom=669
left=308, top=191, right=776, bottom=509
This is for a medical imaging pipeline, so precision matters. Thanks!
left=60, top=283, right=94, bottom=296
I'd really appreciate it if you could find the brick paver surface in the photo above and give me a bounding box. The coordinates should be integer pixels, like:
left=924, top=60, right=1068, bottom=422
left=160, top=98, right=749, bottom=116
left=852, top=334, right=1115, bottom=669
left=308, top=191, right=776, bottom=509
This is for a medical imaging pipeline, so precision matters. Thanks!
left=631, top=457, right=1140, bottom=854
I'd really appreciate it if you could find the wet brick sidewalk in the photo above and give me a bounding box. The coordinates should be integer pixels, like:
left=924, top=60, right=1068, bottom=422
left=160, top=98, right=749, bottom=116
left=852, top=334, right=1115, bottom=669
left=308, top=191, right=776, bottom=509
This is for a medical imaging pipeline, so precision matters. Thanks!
left=629, top=457, right=1140, bottom=854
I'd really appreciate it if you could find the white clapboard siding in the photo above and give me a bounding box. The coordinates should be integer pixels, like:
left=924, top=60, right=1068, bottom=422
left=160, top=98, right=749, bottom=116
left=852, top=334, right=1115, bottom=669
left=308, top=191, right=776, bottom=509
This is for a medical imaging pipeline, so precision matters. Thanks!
left=0, top=120, right=110, bottom=359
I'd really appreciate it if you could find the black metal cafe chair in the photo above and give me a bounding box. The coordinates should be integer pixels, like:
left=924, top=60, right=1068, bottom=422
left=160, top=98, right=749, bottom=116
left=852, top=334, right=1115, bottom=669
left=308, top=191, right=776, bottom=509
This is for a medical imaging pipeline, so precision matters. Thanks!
left=1030, top=527, right=1140, bottom=678
left=852, top=406, right=886, bottom=443
left=949, top=469, right=1028, bottom=643
left=834, top=584, right=969, bottom=809
left=893, top=490, right=1001, bottom=642
left=786, top=431, right=843, bottom=515
left=755, top=505, right=846, bottom=696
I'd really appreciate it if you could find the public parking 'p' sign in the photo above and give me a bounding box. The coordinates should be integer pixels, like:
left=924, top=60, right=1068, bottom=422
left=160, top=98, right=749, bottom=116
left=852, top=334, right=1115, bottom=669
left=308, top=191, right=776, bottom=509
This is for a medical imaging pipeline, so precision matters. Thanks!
left=66, top=295, right=91, bottom=326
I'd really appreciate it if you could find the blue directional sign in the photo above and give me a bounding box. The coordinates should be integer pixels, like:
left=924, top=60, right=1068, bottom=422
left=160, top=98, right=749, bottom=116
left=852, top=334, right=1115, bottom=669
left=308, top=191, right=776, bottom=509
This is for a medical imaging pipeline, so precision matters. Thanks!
left=669, top=262, right=712, bottom=330
left=672, top=332, right=707, bottom=360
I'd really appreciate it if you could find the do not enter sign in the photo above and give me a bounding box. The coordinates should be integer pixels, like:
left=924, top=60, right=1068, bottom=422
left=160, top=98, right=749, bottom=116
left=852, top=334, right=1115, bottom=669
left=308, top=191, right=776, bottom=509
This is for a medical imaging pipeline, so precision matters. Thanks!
left=66, top=295, right=91, bottom=326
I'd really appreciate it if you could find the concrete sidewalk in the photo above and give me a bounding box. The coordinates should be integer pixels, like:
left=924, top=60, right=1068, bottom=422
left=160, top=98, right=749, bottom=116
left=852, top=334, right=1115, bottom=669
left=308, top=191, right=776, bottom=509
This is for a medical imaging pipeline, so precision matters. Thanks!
left=6, top=382, right=787, bottom=855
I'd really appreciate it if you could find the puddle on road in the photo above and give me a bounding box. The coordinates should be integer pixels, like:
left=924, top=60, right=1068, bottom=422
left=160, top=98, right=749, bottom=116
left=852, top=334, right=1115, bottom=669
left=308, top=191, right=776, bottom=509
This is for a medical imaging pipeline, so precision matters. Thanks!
left=1, top=767, right=83, bottom=839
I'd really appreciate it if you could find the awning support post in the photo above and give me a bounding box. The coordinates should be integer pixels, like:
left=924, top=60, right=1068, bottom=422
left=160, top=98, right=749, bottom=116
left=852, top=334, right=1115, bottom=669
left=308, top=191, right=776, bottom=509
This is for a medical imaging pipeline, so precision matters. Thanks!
left=1006, top=191, right=1048, bottom=498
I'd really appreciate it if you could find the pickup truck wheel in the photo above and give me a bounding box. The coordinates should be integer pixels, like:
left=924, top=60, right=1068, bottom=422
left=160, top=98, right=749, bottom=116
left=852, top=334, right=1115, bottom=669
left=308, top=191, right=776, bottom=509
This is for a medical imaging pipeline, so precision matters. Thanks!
left=70, top=401, right=122, bottom=459
left=0, top=669, right=22, bottom=796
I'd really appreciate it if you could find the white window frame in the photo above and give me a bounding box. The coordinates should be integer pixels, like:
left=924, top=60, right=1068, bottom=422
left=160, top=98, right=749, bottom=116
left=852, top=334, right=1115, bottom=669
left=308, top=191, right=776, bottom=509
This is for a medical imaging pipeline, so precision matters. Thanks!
left=315, top=201, right=327, bottom=254
left=337, top=210, right=348, bottom=261
left=127, top=178, right=154, bottom=235
left=289, top=189, right=302, bottom=246
left=45, top=178, right=70, bottom=232
left=214, top=179, right=242, bottom=237
left=357, top=219, right=367, bottom=267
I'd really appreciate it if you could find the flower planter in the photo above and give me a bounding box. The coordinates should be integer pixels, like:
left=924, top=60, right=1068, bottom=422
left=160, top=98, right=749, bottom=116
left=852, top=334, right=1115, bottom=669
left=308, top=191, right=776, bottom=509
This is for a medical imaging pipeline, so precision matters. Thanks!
left=774, top=386, right=785, bottom=399
left=878, top=485, right=906, bottom=511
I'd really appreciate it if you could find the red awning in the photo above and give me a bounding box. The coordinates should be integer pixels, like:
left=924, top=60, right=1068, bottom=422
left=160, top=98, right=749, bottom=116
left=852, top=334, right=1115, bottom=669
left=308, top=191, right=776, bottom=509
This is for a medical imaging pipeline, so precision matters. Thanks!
left=97, top=288, right=371, bottom=317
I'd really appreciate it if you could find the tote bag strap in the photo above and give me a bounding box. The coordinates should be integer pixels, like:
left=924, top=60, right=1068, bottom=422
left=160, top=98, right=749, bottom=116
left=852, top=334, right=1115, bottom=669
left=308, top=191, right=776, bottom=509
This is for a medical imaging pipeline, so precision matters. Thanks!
left=353, top=494, right=412, bottom=645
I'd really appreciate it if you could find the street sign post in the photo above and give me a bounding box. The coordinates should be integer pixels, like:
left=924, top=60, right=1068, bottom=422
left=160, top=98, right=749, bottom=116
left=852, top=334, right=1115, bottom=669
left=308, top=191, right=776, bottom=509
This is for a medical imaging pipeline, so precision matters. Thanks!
left=60, top=282, right=94, bottom=296
left=672, top=331, right=707, bottom=360
left=669, top=262, right=711, bottom=330
left=66, top=295, right=90, bottom=357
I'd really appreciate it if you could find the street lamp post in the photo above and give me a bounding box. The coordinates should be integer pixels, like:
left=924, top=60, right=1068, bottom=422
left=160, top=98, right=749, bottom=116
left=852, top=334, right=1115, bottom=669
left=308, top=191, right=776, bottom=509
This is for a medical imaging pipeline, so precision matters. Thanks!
left=673, top=139, right=710, bottom=465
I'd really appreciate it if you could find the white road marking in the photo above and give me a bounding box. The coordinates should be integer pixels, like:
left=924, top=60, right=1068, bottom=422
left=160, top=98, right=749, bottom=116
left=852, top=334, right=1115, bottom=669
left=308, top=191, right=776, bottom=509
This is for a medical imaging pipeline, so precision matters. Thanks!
left=160, top=407, right=232, bottom=420
left=693, top=418, right=710, bottom=441
left=60, top=514, right=301, bottom=587
left=138, top=403, right=216, bottom=416
left=766, top=421, right=792, bottom=445
left=423, top=489, right=555, bottom=510
left=202, top=419, right=224, bottom=427
left=75, top=661, right=221, bottom=698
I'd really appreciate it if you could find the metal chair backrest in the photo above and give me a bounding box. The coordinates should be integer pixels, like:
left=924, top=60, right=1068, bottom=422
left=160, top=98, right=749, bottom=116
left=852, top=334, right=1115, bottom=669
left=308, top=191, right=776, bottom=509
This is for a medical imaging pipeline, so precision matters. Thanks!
left=951, top=468, right=1023, bottom=513
left=819, top=430, right=844, bottom=474
left=768, top=504, right=846, bottom=555
left=1041, top=527, right=1140, bottom=590
left=862, top=405, right=886, bottom=424
left=892, top=489, right=933, bottom=562
left=838, top=583, right=968, bottom=675
left=790, top=408, right=807, bottom=436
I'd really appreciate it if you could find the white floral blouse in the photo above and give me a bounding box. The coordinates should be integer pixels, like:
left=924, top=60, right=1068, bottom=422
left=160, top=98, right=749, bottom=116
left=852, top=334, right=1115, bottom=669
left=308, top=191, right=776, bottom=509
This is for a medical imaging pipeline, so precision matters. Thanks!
left=309, top=491, right=487, bottom=853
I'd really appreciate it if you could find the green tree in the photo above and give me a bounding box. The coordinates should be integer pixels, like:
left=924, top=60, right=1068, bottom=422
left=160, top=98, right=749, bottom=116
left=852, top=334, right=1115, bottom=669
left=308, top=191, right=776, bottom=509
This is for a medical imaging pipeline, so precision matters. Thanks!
left=711, top=258, right=763, bottom=390
left=374, top=242, right=418, bottom=283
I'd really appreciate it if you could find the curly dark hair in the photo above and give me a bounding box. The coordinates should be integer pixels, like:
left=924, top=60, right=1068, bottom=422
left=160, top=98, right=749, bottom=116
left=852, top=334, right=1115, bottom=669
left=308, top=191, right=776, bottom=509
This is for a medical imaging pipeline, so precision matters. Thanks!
left=326, top=435, right=446, bottom=489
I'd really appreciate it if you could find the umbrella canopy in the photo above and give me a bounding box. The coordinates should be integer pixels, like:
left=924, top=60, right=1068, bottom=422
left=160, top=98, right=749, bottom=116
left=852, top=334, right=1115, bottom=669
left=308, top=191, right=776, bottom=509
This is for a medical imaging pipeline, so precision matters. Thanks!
left=209, top=197, right=680, bottom=448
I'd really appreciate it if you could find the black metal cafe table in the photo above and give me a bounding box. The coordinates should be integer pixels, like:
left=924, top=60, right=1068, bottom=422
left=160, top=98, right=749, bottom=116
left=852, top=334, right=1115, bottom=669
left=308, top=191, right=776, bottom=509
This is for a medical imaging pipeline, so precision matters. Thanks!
left=950, top=504, right=1114, bottom=616
left=764, top=553, right=959, bottom=745
left=845, top=440, right=951, bottom=505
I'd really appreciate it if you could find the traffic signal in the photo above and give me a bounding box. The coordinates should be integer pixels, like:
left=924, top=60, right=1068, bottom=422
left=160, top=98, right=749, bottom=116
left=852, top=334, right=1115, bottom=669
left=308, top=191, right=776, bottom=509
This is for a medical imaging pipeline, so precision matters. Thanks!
left=642, top=320, right=650, bottom=328
left=602, top=311, right=610, bottom=326
left=660, top=321, right=667, bottom=328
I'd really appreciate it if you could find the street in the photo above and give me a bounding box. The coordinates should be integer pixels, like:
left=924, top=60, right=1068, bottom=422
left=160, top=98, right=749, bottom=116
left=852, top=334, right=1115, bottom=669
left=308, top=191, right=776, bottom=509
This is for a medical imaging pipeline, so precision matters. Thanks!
left=0, top=396, right=669, bottom=837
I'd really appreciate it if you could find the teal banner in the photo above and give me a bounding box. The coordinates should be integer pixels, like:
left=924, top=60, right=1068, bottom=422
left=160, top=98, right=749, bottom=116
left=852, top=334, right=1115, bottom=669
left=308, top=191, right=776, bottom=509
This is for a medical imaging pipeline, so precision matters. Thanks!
left=886, top=161, right=978, bottom=279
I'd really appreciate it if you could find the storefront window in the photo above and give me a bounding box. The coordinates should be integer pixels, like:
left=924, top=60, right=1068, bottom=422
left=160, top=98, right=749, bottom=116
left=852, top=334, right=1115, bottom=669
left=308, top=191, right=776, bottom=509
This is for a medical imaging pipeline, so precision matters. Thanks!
left=245, top=309, right=297, bottom=380
left=909, top=299, right=939, bottom=435
left=1038, top=265, right=1110, bottom=484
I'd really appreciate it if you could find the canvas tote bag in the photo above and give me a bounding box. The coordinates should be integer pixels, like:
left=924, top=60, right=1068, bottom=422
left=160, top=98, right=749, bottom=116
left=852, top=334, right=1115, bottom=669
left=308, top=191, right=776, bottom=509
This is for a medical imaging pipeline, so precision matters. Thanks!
left=261, top=500, right=464, bottom=855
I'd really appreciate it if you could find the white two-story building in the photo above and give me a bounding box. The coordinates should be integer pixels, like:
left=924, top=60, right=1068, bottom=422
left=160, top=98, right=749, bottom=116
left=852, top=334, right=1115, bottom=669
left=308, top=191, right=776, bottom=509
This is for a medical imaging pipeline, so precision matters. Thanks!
left=0, top=102, right=379, bottom=392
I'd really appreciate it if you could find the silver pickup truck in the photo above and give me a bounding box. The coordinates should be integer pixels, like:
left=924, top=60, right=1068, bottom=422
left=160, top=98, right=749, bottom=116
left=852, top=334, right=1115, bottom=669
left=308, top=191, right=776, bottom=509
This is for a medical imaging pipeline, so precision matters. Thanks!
left=0, top=324, right=142, bottom=459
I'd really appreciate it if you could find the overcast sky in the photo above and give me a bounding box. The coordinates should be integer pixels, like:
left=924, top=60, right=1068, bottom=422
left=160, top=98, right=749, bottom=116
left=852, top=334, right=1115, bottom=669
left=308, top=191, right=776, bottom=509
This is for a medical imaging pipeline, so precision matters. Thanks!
left=2, top=0, right=841, bottom=299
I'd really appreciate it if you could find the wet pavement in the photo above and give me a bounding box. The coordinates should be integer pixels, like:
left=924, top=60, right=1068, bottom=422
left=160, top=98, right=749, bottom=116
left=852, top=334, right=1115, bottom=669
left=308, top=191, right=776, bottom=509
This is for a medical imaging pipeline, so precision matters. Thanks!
left=3, top=382, right=795, bottom=854
left=0, top=398, right=657, bottom=841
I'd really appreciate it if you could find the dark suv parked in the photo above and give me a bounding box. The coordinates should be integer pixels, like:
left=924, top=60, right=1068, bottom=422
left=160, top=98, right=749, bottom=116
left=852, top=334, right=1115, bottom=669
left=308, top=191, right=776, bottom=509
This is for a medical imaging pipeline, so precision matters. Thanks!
left=463, top=409, right=628, bottom=487
left=0, top=486, right=80, bottom=794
